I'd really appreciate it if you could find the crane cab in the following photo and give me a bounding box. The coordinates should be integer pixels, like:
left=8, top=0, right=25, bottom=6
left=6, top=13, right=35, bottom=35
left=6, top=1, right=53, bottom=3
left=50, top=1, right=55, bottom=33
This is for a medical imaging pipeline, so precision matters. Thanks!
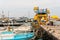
left=33, top=7, right=50, bottom=25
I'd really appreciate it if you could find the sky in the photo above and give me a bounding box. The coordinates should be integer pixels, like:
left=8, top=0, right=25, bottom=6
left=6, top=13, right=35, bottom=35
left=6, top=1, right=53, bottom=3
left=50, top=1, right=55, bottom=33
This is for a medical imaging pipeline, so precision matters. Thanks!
left=0, top=0, right=60, bottom=18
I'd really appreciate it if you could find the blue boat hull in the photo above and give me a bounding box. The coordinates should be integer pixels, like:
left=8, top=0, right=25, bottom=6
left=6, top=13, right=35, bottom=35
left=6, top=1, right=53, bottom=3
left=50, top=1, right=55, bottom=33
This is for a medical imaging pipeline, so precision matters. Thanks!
left=1, top=32, right=34, bottom=40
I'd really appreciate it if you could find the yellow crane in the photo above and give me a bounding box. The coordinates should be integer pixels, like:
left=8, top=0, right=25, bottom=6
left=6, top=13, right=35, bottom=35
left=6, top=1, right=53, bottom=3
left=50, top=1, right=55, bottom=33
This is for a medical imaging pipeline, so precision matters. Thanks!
left=33, top=6, right=50, bottom=25
left=31, top=6, right=50, bottom=40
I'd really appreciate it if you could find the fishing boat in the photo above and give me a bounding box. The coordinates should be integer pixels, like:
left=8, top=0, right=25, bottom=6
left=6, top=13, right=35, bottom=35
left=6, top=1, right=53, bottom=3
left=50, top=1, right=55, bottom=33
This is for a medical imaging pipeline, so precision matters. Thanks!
left=0, top=23, right=34, bottom=40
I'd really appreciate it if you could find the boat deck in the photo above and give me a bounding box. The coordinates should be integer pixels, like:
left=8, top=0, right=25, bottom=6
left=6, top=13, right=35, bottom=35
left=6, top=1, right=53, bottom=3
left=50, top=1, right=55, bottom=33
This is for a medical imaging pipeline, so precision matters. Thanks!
left=41, top=25, right=60, bottom=40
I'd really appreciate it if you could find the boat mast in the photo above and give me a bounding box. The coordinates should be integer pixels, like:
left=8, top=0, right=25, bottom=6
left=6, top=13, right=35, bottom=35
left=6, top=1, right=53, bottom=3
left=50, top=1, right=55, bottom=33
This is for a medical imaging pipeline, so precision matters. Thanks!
left=2, top=10, right=4, bottom=18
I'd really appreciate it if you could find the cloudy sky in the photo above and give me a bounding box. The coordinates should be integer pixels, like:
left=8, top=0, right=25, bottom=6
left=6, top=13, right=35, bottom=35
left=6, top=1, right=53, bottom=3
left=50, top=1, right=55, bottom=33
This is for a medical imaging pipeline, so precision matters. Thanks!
left=0, top=0, right=60, bottom=18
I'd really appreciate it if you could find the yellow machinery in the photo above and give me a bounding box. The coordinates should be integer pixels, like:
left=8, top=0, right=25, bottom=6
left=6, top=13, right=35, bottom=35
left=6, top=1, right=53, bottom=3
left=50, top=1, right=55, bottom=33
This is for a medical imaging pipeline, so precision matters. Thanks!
left=31, top=6, right=50, bottom=39
left=33, top=6, right=50, bottom=26
left=51, top=15, right=59, bottom=20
